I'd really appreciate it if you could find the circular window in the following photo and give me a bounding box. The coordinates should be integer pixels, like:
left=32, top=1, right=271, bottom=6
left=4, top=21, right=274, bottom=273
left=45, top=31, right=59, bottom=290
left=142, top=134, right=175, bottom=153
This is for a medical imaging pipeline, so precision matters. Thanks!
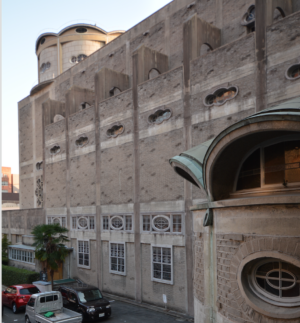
left=70, top=56, right=77, bottom=64
left=40, top=63, right=46, bottom=73
left=77, top=54, right=87, bottom=62
left=46, top=62, right=51, bottom=69
left=249, top=259, right=300, bottom=306
left=152, top=215, right=170, bottom=232
left=53, top=218, right=60, bottom=225
left=40, top=38, right=46, bottom=45
left=286, top=64, right=300, bottom=80
left=76, top=27, right=87, bottom=33
left=110, top=216, right=124, bottom=230
left=78, top=217, right=88, bottom=229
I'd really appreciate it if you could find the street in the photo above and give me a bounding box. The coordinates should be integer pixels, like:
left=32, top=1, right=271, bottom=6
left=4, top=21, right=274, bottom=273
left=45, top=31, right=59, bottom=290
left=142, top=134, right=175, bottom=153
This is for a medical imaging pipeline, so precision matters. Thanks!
left=2, top=298, right=189, bottom=323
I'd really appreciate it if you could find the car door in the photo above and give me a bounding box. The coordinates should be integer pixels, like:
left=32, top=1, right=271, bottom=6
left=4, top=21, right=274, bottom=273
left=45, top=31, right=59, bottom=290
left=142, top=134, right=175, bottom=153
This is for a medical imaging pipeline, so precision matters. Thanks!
left=26, top=297, right=36, bottom=323
left=5, top=287, right=16, bottom=308
left=68, top=292, right=78, bottom=312
left=60, top=288, right=69, bottom=307
left=2, top=287, right=10, bottom=306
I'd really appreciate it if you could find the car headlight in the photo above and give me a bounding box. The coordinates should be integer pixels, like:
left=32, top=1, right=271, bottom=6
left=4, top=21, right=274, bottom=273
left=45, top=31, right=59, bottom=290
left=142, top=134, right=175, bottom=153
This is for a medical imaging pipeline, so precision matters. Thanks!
left=106, top=305, right=111, bottom=309
left=87, top=307, right=95, bottom=313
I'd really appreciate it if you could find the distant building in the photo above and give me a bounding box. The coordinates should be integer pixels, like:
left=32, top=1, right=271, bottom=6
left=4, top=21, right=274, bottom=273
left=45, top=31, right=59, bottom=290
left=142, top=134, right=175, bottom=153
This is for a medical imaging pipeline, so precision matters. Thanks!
left=2, top=167, right=19, bottom=209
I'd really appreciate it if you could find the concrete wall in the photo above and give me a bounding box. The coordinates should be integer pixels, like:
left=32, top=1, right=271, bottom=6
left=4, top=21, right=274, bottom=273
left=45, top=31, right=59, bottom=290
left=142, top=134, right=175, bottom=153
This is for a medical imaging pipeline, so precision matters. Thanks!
left=62, top=40, right=102, bottom=73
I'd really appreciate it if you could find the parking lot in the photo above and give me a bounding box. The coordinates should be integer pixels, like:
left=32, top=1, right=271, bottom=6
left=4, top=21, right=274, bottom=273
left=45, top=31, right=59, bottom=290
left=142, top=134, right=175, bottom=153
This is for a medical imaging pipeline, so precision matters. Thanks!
left=3, top=298, right=189, bottom=323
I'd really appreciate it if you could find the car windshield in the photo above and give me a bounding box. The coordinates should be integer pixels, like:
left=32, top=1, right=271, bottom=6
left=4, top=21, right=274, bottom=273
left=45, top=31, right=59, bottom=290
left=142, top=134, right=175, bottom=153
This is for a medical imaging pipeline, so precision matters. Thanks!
left=77, top=289, right=103, bottom=303
left=20, top=287, right=40, bottom=295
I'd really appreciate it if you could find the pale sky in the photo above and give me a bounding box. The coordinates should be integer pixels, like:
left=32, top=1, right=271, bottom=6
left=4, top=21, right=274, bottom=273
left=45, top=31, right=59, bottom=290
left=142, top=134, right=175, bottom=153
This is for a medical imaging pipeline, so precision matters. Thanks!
left=2, top=0, right=171, bottom=174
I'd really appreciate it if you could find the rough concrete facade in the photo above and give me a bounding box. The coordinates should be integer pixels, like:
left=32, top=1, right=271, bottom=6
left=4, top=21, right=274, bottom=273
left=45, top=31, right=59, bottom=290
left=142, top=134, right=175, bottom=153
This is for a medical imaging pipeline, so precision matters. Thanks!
left=4, top=0, right=300, bottom=320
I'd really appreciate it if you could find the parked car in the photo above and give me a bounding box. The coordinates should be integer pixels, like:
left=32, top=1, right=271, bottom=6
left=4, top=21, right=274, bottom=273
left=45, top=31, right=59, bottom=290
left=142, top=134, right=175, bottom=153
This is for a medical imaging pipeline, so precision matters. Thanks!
left=56, top=283, right=111, bottom=322
left=25, top=291, right=82, bottom=323
left=2, top=284, right=41, bottom=313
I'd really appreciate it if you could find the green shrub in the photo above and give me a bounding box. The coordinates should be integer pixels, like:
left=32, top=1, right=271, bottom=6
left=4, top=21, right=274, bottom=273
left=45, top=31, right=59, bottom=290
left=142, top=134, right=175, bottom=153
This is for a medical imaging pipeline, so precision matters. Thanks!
left=2, top=257, right=9, bottom=266
left=2, top=265, right=40, bottom=286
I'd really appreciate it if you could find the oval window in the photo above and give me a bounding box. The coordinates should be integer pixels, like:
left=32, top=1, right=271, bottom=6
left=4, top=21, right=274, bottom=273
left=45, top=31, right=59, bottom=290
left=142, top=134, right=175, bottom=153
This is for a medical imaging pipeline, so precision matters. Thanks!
left=152, top=215, right=170, bottom=232
left=250, top=259, right=300, bottom=306
left=78, top=217, right=88, bottom=229
left=53, top=218, right=60, bottom=225
left=76, top=27, right=87, bottom=33
left=77, top=54, right=87, bottom=62
left=286, top=64, right=300, bottom=80
left=110, top=216, right=124, bottom=230
left=40, top=38, right=46, bottom=45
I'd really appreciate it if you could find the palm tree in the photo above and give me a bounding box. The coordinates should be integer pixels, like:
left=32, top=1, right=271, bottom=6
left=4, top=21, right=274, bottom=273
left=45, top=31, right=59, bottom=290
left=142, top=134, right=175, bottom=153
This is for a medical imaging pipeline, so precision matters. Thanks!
left=32, top=224, right=69, bottom=290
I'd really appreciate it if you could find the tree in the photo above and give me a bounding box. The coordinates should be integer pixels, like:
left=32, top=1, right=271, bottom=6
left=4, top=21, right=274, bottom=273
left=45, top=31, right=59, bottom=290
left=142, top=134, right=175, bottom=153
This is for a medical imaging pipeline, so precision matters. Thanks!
left=31, top=224, right=69, bottom=290
left=2, top=235, right=11, bottom=265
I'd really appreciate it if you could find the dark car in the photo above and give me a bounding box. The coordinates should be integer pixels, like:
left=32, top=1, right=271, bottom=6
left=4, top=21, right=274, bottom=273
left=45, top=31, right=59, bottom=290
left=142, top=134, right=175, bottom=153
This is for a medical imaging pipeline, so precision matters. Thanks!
left=57, top=283, right=111, bottom=321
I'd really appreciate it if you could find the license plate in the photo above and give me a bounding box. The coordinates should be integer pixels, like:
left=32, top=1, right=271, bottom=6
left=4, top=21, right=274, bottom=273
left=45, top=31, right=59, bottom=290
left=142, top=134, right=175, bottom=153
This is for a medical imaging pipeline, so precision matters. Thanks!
left=99, top=313, right=105, bottom=317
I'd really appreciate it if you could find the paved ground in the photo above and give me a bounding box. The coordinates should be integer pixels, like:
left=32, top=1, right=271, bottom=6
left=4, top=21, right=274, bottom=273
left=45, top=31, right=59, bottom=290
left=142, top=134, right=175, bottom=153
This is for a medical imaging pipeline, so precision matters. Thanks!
left=3, top=298, right=188, bottom=323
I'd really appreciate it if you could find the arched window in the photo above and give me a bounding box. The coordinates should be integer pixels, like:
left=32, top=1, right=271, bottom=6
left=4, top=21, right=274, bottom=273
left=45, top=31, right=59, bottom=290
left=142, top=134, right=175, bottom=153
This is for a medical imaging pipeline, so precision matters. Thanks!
left=273, top=7, right=285, bottom=23
left=200, top=43, right=212, bottom=56
left=148, top=68, right=160, bottom=80
left=236, top=139, right=300, bottom=192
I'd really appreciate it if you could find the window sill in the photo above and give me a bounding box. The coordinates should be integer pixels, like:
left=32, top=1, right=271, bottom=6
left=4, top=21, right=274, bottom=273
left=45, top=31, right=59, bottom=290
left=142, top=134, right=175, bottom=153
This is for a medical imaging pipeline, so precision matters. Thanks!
left=77, top=265, right=91, bottom=270
left=231, top=185, right=300, bottom=198
left=109, top=270, right=126, bottom=276
left=151, top=278, right=173, bottom=285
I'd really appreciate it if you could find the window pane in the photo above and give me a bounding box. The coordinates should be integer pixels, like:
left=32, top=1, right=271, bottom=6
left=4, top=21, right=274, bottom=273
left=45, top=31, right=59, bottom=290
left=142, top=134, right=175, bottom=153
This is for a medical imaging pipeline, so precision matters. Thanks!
left=143, top=215, right=151, bottom=231
left=172, top=215, right=182, bottom=233
left=237, top=149, right=261, bottom=190
left=265, top=142, right=285, bottom=184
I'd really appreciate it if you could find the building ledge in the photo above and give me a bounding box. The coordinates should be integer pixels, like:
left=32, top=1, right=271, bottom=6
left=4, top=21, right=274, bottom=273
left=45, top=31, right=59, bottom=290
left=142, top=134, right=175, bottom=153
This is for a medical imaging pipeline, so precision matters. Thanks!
left=190, top=193, right=300, bottom=210
left=30, top=79, right=54, bottom=96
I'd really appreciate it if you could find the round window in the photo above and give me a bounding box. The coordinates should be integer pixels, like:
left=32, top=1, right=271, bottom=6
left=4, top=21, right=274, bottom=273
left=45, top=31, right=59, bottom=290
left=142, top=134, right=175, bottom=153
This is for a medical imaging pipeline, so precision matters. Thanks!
left=40, top=38, right=46, bottom=45
left=78, top=217, right=88, bottom=229
left=76, top=27, right=87, bottom=33
left=53, top=218, right=60, bottom=225
left=152, top=215, right=170, bottom=232
left=249, top=259, right=300, bottom=306
left=77, top=54, right=87, bottom=62
left=40, top=63, right=46, bottom=73
left=110, top=216, right=124, bottom=230
left=70, top=56, right=77, bottom=64
left=246, top=6, right=255, bottom=22
left=46, top=62, right=51, bottom=69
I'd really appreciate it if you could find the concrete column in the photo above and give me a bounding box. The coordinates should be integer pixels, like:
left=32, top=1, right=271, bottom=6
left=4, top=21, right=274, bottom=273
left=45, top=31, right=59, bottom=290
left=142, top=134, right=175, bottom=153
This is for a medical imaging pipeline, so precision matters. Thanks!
left=94, top=71, right=103, bottom=290
left=57, top=39, right=63, bottom=76
left=183, top=14, right=221, bottom=317
left=132, top=49, right=142, bottom=303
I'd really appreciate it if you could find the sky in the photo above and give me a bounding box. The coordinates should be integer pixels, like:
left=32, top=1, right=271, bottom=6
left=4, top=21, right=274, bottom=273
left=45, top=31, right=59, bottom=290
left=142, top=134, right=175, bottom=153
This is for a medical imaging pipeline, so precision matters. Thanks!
left=2, top=0, right=171, bottom=174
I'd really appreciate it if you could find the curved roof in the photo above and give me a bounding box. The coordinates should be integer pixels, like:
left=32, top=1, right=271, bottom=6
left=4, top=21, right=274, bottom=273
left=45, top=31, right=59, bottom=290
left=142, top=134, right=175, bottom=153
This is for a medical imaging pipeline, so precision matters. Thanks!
left=169, top=97, right=300, bottom=190
left=35, top=23, right=109, bottom=52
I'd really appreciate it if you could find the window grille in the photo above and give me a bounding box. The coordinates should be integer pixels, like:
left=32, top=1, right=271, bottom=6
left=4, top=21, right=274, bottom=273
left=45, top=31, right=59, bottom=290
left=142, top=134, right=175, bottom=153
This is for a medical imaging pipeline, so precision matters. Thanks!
left=103, top=216, right=109, bottom=230
left=71, top=216, right=96, bottom=231
left=125, top=216, right=132, bottom=231
left=142, top=214, right=183, bottom=234
left=143, top=215, right=151, bottom=231
left=110, top=243, right=125, bottom=275
left=47, top=217, right=66, bottom=227
left=152, top=246, right=172, bottom=284
left=78, top=240, right=89, bottom=268
left=102, top=215, right=133, bottom=232
left=9, top=248, right=35, bottom=264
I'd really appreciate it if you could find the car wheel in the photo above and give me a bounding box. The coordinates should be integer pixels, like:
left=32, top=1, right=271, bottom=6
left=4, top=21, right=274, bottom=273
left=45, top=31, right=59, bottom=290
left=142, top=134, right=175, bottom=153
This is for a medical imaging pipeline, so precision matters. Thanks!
left=12, top=302, right=18, bottom=314
left=25, top=315, right=31, bottom=323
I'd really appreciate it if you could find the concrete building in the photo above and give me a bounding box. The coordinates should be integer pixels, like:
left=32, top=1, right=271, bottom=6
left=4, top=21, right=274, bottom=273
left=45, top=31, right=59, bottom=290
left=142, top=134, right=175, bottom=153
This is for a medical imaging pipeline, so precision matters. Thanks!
left=2, top=0, right=300, bottom=321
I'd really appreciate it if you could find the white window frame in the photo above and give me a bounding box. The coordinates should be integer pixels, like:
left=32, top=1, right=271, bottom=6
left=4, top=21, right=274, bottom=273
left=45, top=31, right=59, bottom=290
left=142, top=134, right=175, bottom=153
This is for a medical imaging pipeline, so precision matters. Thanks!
left=71, top=215, right=96, bottom=231
left=109, top=242, right=126, bottom=276
left=101, top=214, right=133, bottom=233
left=8, top=248, right=35, bottom=264
left=151, top=244, right=173, bottom=285
left=47, top=216, right=67, bottom=228
left=77, top=240, right=90, bottom=269
left=141, top=213, right=184, bottom=234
